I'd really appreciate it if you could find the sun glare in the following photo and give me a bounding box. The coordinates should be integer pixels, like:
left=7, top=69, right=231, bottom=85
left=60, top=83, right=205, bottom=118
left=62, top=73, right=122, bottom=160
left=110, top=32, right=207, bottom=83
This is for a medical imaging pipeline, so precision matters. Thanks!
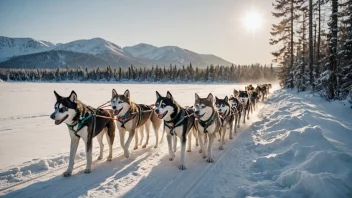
left=243, top=11, right=262, bottom=31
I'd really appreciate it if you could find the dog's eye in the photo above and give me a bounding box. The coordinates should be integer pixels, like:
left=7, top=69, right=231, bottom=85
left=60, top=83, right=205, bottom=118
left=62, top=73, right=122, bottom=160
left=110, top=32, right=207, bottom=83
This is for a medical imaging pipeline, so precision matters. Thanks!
left=222, top=104, right=225, bottom=107
left=59, top=107, right=68, bottom=113
left=118, top=101, right=122, bottom=104
left=161, top=104, right=165, bottom=108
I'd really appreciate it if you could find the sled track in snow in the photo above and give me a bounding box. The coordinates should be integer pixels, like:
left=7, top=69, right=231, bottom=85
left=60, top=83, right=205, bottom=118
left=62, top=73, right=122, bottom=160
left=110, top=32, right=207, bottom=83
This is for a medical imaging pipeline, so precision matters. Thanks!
left=0, top=138, right=158, bottom=194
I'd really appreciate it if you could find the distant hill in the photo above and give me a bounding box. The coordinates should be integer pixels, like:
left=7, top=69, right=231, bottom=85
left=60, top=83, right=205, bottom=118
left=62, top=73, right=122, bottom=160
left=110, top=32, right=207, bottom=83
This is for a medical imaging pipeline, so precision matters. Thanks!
left=0, top=36, right=233, bottom=69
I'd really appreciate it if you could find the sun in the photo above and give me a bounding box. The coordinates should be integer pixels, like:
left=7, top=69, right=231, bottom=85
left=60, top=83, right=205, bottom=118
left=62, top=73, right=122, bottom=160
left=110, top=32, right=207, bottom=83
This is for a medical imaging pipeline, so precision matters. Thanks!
left=243, top=11, right=262, bottom=31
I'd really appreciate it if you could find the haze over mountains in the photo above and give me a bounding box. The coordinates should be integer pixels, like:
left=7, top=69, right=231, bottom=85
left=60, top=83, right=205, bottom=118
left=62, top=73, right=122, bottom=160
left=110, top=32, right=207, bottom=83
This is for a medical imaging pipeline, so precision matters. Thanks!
left=0, top=36, right=232, bottom=69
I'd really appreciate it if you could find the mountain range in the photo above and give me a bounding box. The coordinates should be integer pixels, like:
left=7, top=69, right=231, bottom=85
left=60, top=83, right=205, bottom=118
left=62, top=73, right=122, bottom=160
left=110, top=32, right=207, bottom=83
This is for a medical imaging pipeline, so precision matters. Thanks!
left=0, top=36, right=232, bottom=69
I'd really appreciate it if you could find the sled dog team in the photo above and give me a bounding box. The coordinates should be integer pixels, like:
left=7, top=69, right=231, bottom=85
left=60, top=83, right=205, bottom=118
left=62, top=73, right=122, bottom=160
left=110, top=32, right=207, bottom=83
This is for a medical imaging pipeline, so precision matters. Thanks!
left=50, top=84, right=272, bottom=176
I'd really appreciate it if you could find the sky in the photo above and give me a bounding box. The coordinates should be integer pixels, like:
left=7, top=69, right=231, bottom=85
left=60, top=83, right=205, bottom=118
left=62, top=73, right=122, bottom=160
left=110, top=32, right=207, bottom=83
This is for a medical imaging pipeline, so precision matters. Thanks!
left=0, top=0, right=276, bottom=65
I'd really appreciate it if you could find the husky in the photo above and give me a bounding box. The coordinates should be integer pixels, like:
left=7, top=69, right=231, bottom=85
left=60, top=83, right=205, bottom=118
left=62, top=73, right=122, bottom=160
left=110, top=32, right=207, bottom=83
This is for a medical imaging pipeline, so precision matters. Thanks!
left=111, top=89, right=162, bottom=158
left=238, top=91, right=251, bottom=123
left=215, top=96, right=235, bottom=142
left=194, top=93, right=222, bottom=162
left=233, top=89, right=239, bottom=97
left=256, top=85, right=266, bottom=102
left=229, top=95, right=242, bottom=131
left=155, top=91, right=196, bottom=170
left=249, top=90, right=259, bottom=112
left=50, top=91, right=116, bottom=177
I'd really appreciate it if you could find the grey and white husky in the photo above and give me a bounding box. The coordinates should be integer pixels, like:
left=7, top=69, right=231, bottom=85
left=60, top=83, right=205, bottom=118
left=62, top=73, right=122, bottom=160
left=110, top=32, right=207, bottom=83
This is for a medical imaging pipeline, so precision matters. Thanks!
left=50, top=91, right=116, bottom=177
left=238, top=90, right=251, bottom=123
left=111, top=89, right=162, bottom=158
left=155, top=91, right=196, bottom=170
left=215, top=96, right=235, bottom=141
left=229, top=95, right=242, bottom=131
left=194, top=93, right=222, bottom=163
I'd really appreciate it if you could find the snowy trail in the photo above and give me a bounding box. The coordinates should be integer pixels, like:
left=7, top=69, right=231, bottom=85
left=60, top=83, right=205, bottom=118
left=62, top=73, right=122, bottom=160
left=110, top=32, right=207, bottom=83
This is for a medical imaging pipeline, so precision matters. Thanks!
left=1, top=83, right=351, bottom=198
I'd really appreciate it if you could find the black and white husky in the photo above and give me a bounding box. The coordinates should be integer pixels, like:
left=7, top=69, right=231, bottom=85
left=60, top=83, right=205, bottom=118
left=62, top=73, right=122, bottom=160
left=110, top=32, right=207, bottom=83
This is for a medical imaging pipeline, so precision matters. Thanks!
left=155, top=91, right=196, bottom=170
left=229, top=95, right=242, bottom=131
left=194, top=93, right=222, bottom=162
left=50, top=91, right=116, bottom=177
left=238, top=91, right=251, bottom=123
left=111, top=89, right=162, bottom=158
left=215, top=96, right=235, bottom=141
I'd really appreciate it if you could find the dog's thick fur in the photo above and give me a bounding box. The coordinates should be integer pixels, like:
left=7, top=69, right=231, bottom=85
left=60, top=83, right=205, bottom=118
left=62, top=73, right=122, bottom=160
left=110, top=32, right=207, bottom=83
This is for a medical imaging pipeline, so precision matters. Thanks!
left=50, top=91, right=116, bottom=177
left=216, top=96, right=235, bottom=141
left=111, top=89, right=162, bottom=158
left=155, top=91, right=196, bottom=169
left=194, top=93, right=222, bottom=162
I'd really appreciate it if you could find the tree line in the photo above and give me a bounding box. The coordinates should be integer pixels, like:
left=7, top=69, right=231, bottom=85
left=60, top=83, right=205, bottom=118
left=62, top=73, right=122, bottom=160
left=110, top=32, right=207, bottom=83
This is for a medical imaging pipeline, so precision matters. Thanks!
left=0, top=64, right=277, bottom=83
left=271, top=0, right=352, bottom=100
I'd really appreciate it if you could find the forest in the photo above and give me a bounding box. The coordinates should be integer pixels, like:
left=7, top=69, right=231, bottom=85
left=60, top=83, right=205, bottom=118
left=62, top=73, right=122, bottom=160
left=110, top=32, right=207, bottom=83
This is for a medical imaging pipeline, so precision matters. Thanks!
left=0, top=64, right=277, bottom=83
left=271, top=0, right=352, bottom=100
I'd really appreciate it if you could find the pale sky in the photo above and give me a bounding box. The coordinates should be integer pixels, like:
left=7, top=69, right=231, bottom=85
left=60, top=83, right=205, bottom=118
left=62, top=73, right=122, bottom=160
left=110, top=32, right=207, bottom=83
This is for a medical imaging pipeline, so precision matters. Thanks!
left=0, top=0, right=276, bottom=65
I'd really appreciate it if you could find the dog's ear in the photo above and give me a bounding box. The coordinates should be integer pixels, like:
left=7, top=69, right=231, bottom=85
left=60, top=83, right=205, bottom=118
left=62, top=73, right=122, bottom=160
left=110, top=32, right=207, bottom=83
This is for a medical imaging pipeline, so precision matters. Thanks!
left=156, top=91, right=162, bottom=99
left=195, top=93, right=200, bottom=101
left=207, top=93, right=213, bottom=103
left=69, top=91, right=77, bottom=102
left=112, top=89, right=118, bottom=97
left=54, top=91, right=62, bottom=101
left=124, top=89, right=130, bottom=98
left=166, top=91, right=173, bottom=100
left=224, top=96, right=229, bottom=102
left=215, top=96, right=219, bottom=102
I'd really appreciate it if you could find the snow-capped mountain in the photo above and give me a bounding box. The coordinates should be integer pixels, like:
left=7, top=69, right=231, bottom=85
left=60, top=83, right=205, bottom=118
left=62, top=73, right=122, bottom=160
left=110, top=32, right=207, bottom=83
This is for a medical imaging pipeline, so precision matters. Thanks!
left=0, top=37, right=233, bottom=69
left=124, top=44, right=232, bottom=66
left=0, top=36, right=56, bottom=62
left=123, top=43, right=158, bottom=58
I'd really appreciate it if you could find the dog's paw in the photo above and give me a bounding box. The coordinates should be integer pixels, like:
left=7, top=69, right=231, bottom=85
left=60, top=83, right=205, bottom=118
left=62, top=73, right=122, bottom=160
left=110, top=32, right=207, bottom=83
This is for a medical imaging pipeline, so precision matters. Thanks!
left=187, top=149, right=191, bottom=152
left=202, top=155, right=207, bottom=159
left=178, top=165, right=186, bottom=170
left=206, top=158, right=214, bottom=163
left=229, top=136, right=233, bottom=140
left=154, top=145, right=158, bottom=149
left=219, top=145, right=224, bottom=150
left=124, top=150, right=130, bottom=158
left=97, top=156, right=103, bottom=161
left=62, top=171, right=72, bottom=177
left=142, top=144, right=147, bottom=148
left=84, top=168, right=91, bottom=174
left=196, top=143, right=199, bottom=147
left=133, top=146, right=138, bottom=150
left=107, top=156, right=112, bottom=161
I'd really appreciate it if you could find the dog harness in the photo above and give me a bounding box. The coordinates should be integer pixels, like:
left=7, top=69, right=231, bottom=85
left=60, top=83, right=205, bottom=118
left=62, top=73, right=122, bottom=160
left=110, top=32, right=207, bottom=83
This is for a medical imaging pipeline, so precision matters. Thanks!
left=198, top=111, right=216, bottom=133
left=164, top=109, right=185, bottom=136
left=117, top=109, right=136, bottom=129
left=66, top=112, right=96, bottom=137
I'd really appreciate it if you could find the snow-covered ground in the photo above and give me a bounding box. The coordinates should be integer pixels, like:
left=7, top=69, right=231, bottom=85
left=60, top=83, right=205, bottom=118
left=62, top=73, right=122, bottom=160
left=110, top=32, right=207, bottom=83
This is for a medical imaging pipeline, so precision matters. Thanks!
left=0, top=82, right=351, bottom=198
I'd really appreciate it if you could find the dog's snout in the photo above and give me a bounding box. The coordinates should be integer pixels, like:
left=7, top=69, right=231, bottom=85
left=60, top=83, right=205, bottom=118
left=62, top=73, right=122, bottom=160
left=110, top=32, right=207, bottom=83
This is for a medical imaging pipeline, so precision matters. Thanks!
left=155, top=109, right=160, bottom=114
left=195, top=110, right=199, bottom=115
left=112, top=106, right=117, bottom=110
left=50, top=113, right=55, bottom=119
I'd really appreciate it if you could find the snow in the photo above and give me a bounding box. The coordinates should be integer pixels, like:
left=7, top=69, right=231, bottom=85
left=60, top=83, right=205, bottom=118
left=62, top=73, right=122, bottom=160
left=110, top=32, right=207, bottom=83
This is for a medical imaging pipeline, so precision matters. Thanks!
left=0, top=83, right=351, bottom=197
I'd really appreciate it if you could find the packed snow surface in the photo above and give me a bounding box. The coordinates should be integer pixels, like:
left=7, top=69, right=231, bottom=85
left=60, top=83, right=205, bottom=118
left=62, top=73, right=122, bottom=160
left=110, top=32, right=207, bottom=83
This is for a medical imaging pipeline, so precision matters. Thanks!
left=0, top=82, right=351, bottom=197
